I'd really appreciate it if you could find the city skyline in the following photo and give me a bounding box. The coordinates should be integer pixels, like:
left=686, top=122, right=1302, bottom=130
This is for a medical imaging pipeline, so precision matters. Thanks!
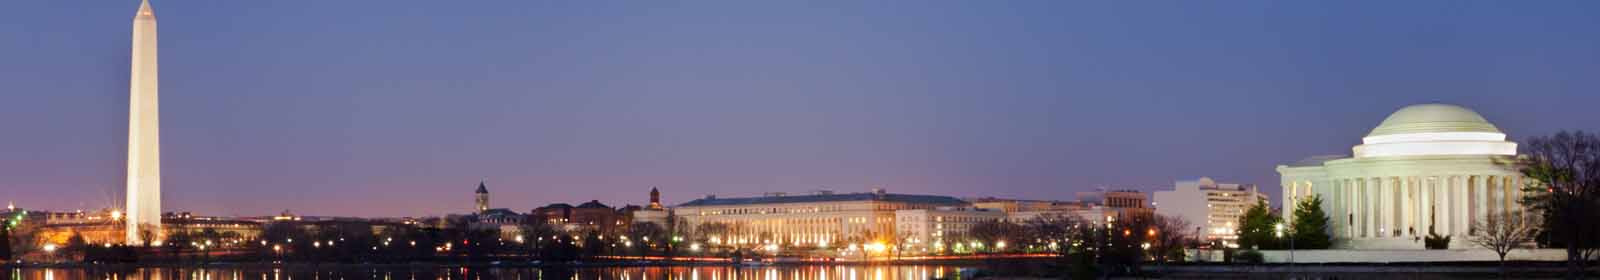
left=3, top=1, right=1600, bottom=217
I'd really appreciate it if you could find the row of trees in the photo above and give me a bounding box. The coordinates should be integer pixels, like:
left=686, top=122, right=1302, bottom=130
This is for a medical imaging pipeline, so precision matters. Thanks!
left=963, top=213, right=1192, bottom=278
left=1236, top=194, right=1333, bottom=251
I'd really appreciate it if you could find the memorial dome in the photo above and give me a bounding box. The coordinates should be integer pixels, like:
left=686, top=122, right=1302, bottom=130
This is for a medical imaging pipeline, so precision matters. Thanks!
left=1367, top=104, right=1502, bottom=137
left=1354, top=104, right=1516, bottom=158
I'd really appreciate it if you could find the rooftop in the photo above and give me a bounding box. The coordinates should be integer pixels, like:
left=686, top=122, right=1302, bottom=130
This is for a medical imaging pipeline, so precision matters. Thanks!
left=1367, top=103, right=1502, bottom=137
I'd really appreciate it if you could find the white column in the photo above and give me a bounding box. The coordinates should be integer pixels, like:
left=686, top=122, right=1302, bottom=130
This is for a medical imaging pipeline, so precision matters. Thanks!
left=1399, top=177, right=1412, bottom=237
left=1391, top=177, right=1402, bottom=237
left=1365, top=178, right=1377, bottom=238
left=1512, top=176, right=1525, bottom=222
left=1501, top=176, right=1514, bottom=222
left=1474, top=175, right=1488, bottom=235
left=1380, top=177, right=1393, bottom=237
left=1332, top=179, right=1343, bottom=238
left=1439, top=176, right=1453, bottom=235
left=1364, top=178, right=1375, bottom=238
left=1455, top=175, right=1468, bottom=236
left=1478, top=176, right=1491, bottom=222
left=1347, top=179, right=1357, bottom=238
left=1427, top=176, right=1440, bottom=233
left=1414, top=177, right=1425, bottom=236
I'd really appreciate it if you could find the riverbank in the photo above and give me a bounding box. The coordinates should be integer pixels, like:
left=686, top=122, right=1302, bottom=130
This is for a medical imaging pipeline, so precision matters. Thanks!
left=1150, top=262, right=1595, bottom=279
left=0, top=258, right=1044, bottom=269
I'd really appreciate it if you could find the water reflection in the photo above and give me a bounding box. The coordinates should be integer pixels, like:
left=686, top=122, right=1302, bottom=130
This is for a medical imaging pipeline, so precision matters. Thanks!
left=9, top=265, right=968, bottom=280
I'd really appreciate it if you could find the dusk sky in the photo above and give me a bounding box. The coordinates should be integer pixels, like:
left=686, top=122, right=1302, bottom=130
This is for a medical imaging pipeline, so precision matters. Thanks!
left=2, top=1, right=1597, bottom=217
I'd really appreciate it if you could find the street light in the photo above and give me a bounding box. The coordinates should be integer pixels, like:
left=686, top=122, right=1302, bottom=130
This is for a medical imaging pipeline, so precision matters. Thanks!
left=42, top=243, right=58, bottom=263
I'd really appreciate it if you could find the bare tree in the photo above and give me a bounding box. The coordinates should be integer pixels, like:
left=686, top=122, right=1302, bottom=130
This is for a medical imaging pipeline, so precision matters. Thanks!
left=1023, top=213, right=1088, bottom=257
left=1145, top=214, right=1192, bottom=265
left=1517, top=131, right=1600, bottom=279
left=967, top=220, right=1024, bottom=254
left=1469, top=210, right=1540, bottom=279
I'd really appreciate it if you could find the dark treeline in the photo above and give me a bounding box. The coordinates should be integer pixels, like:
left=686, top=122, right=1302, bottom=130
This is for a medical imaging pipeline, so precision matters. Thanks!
left=67, top=221, right=671, bottom=264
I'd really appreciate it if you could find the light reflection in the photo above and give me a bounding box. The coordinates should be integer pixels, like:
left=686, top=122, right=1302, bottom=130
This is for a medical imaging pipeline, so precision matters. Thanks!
left=9, top=264, right=969, bottom=280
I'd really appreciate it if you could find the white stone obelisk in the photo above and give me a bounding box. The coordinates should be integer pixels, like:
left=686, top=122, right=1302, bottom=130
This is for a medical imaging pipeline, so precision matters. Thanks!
left=126, top=0, right=162, bottom=246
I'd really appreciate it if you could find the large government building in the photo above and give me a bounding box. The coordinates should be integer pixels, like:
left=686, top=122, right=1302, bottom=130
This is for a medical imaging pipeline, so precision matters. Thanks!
left=674, top=189, right=968, bottom=248
left=1277, top=104, right=1529, bottom=249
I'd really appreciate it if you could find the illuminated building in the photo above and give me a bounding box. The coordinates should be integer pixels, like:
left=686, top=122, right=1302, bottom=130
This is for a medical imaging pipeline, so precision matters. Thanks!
left=988, top=190, right=1153, bottom=227
left=632, top=188, right=672, bottom=228
left=969, top=198, right=1059, bottom=213
left=674, top=189, right=967, bottom=248
left=533, top=200, right=629, bottom=234
left=1153, top=177, right=1267, bottom=243
left=1277, top=103, right=1528, bottom=249
left=462, top=181, right=525, bottom=239
left=893, top=207, right=1006, bottom=252
left=475, top=180, right=490, bottom=213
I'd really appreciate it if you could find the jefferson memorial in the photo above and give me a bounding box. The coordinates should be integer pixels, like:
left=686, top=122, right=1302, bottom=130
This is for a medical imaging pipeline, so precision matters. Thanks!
left=1278, top=104, right=1529, bottom=249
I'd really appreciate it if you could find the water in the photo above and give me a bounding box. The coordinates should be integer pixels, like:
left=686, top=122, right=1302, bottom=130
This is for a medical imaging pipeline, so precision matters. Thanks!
left=8, top=265, right=973, bottom=280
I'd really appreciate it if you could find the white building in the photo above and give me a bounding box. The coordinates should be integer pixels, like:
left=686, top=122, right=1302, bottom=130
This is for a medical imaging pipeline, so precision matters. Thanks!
left=1277, top=104, right=1529, bottom=249
left=893, top=207, right=1006, bottom=253
left=1153, top=177, right=1267, bottom=243
left=632, top=188, right=672, bottom=228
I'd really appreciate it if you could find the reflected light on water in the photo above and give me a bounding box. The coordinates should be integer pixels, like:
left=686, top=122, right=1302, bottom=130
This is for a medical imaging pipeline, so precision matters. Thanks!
left=10, top=265, right=967, bottom=280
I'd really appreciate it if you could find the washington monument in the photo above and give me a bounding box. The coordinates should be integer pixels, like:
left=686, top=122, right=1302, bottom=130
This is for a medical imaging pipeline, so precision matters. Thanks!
left=126, top=0, right=162, bottom=245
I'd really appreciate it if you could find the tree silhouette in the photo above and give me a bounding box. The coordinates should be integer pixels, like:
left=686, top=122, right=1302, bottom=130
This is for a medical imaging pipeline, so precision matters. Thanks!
left=1290, top=194, right=1333, bottom=249
left=0, top=225, right=12, bottom=261
left=1517, top=131, right=1600, bottom=279
left=1469, top=210, right=1539, bottom=280
left=1236, top=199, right=1281, bottom=250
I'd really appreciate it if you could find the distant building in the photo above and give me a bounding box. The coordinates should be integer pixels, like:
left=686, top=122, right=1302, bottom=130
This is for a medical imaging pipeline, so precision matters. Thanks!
left=13, top=208, right=261, bottom=249
left=475, top=180, right=490, bottom=213
left=465, top=181, right=525, bottom=239
left=1077, top=190, right=1150, bottom=209
left=633, top=188, right=672, bottom=228
left=532, top=200, right=629, bottom=234
left=969, top=198, right=1061, bottom=213
left=1153, top=177, right=1266, bottom=243
left=893, top=207, right=1006, bottom=252
left=981, top=190, right=1153, bottom=228
left=674, top=188, right=968, bottom=248
left=649, top=187, right=664, bottom=210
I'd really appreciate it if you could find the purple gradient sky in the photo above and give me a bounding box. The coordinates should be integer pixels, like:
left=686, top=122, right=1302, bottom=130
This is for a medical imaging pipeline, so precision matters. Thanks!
left=2, top=1, right=1598, bottom=217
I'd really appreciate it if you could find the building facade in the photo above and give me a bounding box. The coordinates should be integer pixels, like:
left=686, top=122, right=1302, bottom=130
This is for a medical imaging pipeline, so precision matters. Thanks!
left=632, top=188, right=672, bottom=228
left=475, top=181, right=490, bottom=213
left=461, top=181, right=526, bottom=239
left=674, top=189, right=968, bottom=249
left=969, top=198, right=1059, bottom=213
left=893, top=207, right=1007, bottom=253
left=1153, top=177, right=1267, bottom=243
left=532, top=200, right=629, bottom=234
left=1277, top=104, right=1529, bottom=249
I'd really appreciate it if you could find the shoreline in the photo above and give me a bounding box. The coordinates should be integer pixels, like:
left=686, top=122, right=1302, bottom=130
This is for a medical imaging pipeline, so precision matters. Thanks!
left=0, top=259, right=1010, bottom=269
left=2, top=259, right=1578, bottom=269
